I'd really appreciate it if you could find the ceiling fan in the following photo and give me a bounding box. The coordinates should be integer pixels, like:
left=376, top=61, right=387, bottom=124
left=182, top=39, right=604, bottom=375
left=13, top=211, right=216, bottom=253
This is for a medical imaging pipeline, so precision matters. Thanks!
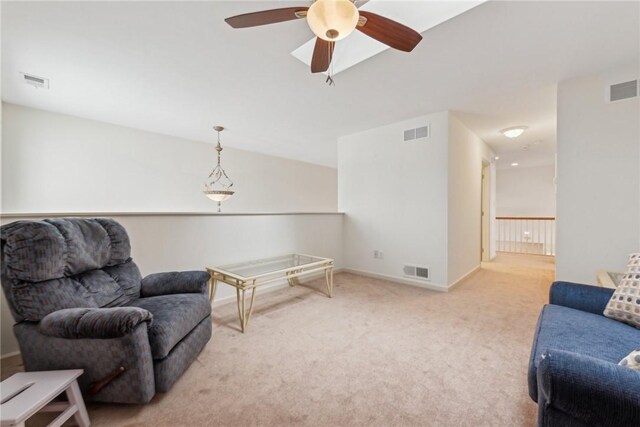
left=225, top=0, right=423, bottom=74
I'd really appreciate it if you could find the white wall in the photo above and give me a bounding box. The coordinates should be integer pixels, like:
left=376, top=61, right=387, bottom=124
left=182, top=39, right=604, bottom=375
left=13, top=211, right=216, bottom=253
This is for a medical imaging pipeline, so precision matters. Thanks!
left=496, top=165, right=556, bottom=217
left=338, top=112, right=450, bottom=289
left=556, top=66, right=640, bottom=284
left=1, top=103, right=341, bottom=356
left=1, top=103, right=338, bottom=213
left=448, top=114, right=495, bottom=285
left=0, top=213, right=344, bottom=356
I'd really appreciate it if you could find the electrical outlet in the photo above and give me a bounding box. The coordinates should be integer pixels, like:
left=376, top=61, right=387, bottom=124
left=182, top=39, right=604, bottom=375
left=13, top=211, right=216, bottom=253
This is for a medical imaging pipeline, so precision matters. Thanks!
left=378, top=251, right=384, bottom=259
left=373, top=250, right=384, bottom=259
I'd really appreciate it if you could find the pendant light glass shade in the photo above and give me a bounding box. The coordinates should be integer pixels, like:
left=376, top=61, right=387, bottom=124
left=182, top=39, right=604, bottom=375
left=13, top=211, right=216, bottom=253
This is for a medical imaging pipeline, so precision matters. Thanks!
left=205, top=191, right=234, bottom=202
left=204, top=126, right=234, bottom=212
left=307, top=0, right=359, bottom=41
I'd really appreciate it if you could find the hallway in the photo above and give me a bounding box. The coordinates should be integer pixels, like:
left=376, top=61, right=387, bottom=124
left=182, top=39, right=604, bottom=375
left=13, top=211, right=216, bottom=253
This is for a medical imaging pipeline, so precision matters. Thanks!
left=491, top=252, right=556, bottom=272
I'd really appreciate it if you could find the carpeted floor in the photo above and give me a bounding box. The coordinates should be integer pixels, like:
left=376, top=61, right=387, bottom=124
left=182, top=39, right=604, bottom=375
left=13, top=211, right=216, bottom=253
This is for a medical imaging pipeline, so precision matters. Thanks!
left=2, top=254, right=554, bottom=427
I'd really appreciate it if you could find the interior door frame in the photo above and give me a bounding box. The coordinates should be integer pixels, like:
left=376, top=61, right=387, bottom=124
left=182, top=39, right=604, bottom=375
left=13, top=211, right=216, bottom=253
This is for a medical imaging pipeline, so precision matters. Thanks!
left=481, top=161, right=491, bottom=262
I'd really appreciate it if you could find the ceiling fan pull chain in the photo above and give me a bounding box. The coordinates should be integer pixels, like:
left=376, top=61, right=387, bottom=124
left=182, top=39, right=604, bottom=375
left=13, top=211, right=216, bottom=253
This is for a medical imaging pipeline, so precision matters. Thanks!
left=326, top=42, right=335, bottom=86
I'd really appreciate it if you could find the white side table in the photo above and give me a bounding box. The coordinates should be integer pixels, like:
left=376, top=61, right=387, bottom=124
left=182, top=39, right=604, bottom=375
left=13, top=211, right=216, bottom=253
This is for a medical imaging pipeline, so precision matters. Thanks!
left=0, top=369, right=90, bottom=427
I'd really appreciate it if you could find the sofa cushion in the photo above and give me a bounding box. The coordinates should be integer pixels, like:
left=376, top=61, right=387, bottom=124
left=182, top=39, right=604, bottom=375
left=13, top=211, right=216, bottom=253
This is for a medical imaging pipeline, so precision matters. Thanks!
left=9, top=260, right=142, bottom=322
left=130, top=294, right=211, bottom=359
left=619, top=348, right=640, bottom=371
left=528, top=304, right=640, bottom=401
left=1, top=218, right=142, bottom=322
left=11, top=277, right=100, bottom=321
left=1, top=218, right=131, bottom=282
left=39, top=307, right=153, bottom=339
left=1, top=221, right=67, bottom=282
left=604, top=253, right=640, bottom=328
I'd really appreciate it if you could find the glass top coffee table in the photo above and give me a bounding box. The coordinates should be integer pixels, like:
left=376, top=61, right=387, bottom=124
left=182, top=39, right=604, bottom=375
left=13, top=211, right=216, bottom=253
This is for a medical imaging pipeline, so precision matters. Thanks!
left=207, top=254, right=334, bottom=332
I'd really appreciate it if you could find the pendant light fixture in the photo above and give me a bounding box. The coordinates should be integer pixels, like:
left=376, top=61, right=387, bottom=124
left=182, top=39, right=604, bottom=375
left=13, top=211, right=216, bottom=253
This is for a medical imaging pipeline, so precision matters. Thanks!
left=204, top=126, right=234, bottom=212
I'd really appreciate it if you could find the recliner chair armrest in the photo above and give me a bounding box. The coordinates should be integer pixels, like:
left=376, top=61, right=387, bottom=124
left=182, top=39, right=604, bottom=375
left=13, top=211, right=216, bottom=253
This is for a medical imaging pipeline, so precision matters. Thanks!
left=537, top=349, right=640, bottom=426
left=39, top=307, right=153, bottom=339
left=549, top=281, right=614, bottom=315
left=140, top=271, right=210, bottom=297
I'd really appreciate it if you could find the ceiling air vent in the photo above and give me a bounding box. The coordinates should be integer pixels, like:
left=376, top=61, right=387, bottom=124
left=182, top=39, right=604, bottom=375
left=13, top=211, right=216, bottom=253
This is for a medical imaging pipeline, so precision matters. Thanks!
left=403, top=264, right=429, bottom=280
left=607, top=79, right=638, bottom=103
left=21, top=73, right=49, bottom=89
left=403, top=124, right=430, bottom=141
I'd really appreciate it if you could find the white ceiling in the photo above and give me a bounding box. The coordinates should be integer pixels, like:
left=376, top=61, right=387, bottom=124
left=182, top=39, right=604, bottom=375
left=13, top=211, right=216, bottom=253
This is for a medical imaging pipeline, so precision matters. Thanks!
left=2, top=1, right=639, bottom=168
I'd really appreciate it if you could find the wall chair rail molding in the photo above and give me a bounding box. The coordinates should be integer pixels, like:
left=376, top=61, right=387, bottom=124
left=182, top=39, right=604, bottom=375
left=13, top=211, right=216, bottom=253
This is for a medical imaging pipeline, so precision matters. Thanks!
left=0, top=212, right=345, bottom=219
left=0, top=212, right=345, bottom=357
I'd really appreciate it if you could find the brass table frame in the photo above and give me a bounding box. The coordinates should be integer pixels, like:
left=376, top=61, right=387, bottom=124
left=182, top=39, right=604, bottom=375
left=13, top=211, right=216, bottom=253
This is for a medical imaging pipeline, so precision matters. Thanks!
left=207, top=254, right=334, bottom=333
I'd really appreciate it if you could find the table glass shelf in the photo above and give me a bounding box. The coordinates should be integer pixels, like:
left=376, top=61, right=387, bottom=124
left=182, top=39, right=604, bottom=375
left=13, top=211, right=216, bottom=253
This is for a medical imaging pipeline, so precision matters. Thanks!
left=207, top=253, right=334, bottom=332
left=216, top=254, right=328, bottom=279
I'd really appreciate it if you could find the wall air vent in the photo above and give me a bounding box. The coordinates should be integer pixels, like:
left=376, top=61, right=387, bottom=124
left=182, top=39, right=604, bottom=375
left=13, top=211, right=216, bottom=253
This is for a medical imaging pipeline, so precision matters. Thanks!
left=404, top=129, right=416, bottom=141
left=21, top=73, right=49, bottom=89
left=403, top=124, right=430, bottom=141
left=415, top=125, right=430, bottom=139
left=607, top=79, right=638, bottom=103
left=403, top=264, right=429, bottom=280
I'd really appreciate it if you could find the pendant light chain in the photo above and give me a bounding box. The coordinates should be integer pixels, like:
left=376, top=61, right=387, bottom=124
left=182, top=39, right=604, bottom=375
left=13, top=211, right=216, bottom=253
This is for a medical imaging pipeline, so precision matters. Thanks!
left=216, top=129, right=222, bottom=166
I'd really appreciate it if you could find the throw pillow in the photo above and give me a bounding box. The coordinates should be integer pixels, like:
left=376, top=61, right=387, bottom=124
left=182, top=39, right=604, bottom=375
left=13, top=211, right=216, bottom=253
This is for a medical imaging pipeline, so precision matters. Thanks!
left=603, top=253, right=640, bottom=328
left=619, top=348, right=640, bottom=371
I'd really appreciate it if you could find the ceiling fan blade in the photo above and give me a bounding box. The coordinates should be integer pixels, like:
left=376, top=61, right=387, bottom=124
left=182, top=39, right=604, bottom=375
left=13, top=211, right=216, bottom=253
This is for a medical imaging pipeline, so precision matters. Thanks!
left=311, top=38, right=335, bottom=73
left=357, top=11, right=423, bottom=52
left=225, top=7, right=308, bottom=29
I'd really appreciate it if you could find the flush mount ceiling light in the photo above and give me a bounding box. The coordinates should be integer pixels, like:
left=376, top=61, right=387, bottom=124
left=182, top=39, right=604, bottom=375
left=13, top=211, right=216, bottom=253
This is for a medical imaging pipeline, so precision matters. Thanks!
left=500, top=126, right=528, bottom=139
left=204, top=126, right=234, bottom=212
left=511, top=162, right=519, bottom=167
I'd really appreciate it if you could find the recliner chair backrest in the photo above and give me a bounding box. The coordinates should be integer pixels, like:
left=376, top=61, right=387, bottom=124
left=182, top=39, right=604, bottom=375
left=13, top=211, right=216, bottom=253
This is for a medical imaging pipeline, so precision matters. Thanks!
left=1, top=217, right=142, bottom=322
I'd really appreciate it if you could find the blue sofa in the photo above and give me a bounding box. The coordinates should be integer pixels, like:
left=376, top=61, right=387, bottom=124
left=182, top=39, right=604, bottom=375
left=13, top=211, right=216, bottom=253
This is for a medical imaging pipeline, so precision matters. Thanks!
left=529, top=281, right=640, bottom=426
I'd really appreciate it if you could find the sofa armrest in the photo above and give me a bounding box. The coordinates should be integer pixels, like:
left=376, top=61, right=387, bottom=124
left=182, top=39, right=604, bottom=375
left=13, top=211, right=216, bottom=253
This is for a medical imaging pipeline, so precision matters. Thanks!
left=39, top=307, right=153, bottom=339
left=537, top=349, right=640, bottom=426
left=140, top=271, right=210, bottom=297
left=549, top=281, right=614, bottom=315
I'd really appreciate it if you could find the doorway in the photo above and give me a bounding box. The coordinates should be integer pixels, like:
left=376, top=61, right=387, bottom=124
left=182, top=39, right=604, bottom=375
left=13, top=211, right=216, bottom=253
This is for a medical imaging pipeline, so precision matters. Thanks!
left=481, top=161, right=491, bottom=262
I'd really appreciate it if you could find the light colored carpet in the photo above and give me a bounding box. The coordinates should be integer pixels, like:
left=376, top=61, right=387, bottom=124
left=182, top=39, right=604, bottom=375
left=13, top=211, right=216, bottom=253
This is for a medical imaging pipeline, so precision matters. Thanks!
left=2, top=254, right=553, bottom=426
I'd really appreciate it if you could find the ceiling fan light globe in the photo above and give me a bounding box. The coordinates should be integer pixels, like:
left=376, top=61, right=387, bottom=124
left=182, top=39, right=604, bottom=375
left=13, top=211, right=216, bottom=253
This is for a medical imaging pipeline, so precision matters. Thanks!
left=307, top=0, right=359, bottom=41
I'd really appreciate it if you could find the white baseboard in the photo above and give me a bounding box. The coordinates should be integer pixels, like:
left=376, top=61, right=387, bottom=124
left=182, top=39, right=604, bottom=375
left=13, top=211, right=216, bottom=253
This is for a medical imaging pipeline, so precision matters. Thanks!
left=448, top=265, right=481, bottom=290
left=341, top=268, right=448, bottom=292
left=1, top=350, right=20, bottom=360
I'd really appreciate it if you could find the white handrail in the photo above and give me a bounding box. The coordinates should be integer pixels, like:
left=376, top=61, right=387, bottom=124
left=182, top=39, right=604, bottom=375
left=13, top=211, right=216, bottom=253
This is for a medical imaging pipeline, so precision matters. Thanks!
left=496, top=217, right=556, bottom=256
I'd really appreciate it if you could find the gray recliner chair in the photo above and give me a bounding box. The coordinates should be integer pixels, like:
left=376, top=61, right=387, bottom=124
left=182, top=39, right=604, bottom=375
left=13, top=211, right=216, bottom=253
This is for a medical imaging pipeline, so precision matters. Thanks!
left=0, top=217, right=212, bottom=403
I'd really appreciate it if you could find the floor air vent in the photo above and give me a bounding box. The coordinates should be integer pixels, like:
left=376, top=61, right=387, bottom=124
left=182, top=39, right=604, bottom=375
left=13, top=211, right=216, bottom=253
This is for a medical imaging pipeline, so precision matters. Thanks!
left=403, top=264, right=429, bottom=280
left=607, top=79, right=638, bottom=103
